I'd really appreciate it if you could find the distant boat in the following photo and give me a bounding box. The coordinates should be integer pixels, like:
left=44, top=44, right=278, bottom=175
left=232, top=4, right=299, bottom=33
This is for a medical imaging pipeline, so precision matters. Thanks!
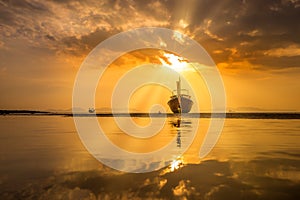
left=168, top=77, right=193, bottom=113
left=88, top=108, right=95, bottom=113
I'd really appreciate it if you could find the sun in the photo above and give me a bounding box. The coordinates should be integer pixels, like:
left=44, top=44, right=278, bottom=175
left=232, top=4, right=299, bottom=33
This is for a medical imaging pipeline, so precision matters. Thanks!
left=158, top=52, right=189, bottom=72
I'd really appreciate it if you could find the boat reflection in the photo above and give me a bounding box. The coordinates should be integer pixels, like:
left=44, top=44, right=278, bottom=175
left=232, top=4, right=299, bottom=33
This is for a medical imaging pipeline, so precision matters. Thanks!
left=162, top=117, right=192, bottom=174
left=177, top=129, right=181, bottom=148
left=170, top=117, right=193, bottom=149
left=171, top=118, right=181, bottom=128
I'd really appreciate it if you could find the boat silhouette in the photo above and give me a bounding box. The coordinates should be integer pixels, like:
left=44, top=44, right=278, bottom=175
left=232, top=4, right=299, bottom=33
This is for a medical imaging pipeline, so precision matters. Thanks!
left=167, top=77, right=193, bottom=113
left=88, top=108, right=95, bottom=113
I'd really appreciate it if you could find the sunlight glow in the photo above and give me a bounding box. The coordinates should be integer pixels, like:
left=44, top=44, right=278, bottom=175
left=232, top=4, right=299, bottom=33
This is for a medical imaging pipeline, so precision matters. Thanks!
left=159, top=52, right=189, bottom=72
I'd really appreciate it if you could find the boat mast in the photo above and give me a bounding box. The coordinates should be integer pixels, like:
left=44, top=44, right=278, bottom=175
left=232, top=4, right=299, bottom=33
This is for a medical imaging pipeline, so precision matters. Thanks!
left=176, top=77, right=182, bottom=112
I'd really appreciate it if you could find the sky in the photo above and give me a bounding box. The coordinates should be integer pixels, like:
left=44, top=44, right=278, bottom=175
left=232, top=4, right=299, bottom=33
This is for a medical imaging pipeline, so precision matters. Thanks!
left=0, top=0, right=300, bottom=111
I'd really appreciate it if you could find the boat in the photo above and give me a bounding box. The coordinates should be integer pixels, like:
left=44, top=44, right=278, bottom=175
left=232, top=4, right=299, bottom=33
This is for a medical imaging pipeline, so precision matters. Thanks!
left=88, top=108, right=95, bottom=113
left=168, top=77, right=193, bottom=113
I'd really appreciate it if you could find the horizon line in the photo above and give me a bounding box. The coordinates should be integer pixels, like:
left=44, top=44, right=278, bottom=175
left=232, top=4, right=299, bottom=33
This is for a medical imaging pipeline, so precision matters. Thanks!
left=1, top=109, right=300, bottom=119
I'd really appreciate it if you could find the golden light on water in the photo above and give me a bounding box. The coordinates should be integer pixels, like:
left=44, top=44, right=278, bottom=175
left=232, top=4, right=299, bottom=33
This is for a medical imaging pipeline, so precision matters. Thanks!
left=160, top=157, right=185, bottom=175
left=169, top=158, right=184, bottom=172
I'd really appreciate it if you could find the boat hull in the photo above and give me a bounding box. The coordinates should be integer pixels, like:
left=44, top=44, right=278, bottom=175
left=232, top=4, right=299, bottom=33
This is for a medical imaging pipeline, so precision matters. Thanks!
left=168, top=96, right=193, bottom=113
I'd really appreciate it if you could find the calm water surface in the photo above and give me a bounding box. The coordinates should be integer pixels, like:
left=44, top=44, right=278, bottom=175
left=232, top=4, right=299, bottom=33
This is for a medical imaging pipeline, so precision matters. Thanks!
left=0, top=116, right=300, bottom=199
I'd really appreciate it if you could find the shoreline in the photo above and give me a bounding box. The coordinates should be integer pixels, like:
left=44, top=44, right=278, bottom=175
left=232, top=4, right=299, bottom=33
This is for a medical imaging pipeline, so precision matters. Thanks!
left=1, top=110, right=300, bottom=119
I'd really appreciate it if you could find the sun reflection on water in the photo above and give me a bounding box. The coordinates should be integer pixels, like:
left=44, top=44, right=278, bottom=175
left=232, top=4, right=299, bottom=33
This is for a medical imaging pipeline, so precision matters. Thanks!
left=170, top=158, right=184, bottom=172
left=160, top=157, right=185, bottom=176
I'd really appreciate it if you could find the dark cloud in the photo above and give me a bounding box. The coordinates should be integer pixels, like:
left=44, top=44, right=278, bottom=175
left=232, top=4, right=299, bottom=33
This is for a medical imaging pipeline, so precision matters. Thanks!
left=251, top=55, right=300, bottom=69
left=60, top=27, right=122, bottom=56
left=9, top=0, right=49, bottom=12
left=0, top=8, right=15, bottom=26
left=2, top=159, right=300, bottom=199
left=187, top=0, right=300, bottom=69
left=45, top=34, right=56, bottom=41
left=0, top=0, right=299, bottom=70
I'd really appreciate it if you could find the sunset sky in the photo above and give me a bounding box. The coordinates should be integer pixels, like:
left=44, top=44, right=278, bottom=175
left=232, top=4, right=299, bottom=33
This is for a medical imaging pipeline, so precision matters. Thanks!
left=0, top=0, right=299, bottom=111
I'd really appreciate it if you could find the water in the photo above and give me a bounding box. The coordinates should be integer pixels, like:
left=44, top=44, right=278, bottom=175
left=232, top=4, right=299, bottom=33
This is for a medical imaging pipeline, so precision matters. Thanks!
left=0, top=116, right=300, bottom=199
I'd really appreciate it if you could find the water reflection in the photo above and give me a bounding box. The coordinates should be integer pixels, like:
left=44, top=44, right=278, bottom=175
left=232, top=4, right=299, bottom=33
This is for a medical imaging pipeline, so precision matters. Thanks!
left=0, top=116, right=300, bottom=199
left=170, top=117, right=193, bottom=149
left=177, top=130, right=181, bottom=148
left=170, top=117, right=182, bottom=148
left=171, top=117, right=181, bottom=128
left=91, top=116, right=198, bottom=172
